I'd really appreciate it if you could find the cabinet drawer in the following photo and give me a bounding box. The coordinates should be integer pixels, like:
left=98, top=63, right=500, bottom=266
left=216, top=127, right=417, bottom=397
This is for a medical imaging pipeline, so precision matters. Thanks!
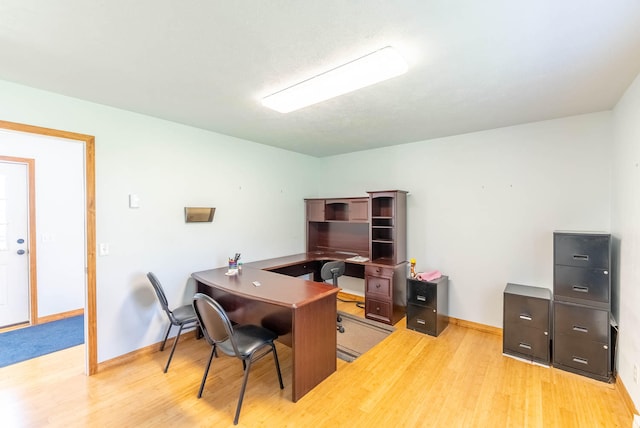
left=365, top=265, right=394, bottom=278
left=406, top=304, right=436, bottom=335
left=554, top=265, right=610, bottom=305
left=366, top=298, right=392, bottom=323
left=407, top=279, right=436, bottom=307
left=554, top=303, right=609, bottom=342
left=366, top=276, right=391, bottom=297
left=554, top=233, right=610, bottom=269
left=553, top=334, right=609, bottom=379
left=503, top=325, right=549, bottom=363
left=503, top=293, right=549, bottom=331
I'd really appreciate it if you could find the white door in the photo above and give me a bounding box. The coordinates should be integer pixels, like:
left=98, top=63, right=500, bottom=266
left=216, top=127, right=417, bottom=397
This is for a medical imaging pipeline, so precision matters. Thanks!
left=0, top=161, right=30, bottom=327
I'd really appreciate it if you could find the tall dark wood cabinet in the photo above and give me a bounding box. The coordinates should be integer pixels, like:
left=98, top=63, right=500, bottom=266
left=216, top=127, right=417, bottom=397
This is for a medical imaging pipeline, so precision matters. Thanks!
left=366, top=191, right=408, bottom=325
left=552, top=231, right=615, bottom=382
left=407, top=276, right=449, bottom=336
left=368, top=191, right=407, bottom=264
left=503, top=283, right=551, bottom=365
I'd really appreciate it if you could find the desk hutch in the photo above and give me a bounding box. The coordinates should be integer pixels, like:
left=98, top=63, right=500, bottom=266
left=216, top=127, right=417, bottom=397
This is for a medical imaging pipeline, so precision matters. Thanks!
left=305, top=190, right=408, bottom=325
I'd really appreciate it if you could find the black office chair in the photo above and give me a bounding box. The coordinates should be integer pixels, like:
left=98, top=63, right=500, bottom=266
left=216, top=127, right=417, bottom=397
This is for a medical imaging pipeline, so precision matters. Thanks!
left=321, top=260, right=346, bottom=333
left=147, top=272, right=198, bottom=373
left=193, top=292, right=284, bottom=426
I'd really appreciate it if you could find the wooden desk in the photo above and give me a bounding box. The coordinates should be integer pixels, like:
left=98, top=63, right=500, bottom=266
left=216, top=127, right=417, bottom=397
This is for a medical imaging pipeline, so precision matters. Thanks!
left=192, top=264, right=339, bottom=402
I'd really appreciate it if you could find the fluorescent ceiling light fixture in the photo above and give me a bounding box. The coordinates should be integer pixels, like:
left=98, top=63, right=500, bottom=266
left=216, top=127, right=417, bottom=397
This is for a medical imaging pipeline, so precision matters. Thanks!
left=262, top=46, right=408, bottom=113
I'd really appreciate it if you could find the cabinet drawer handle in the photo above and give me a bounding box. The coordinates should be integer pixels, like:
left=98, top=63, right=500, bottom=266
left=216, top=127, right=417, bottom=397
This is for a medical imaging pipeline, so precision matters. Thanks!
left=572, top=356, right=588, bottom=365
left=573, top=254, right=589, bottom=261
left=519, top=314, right=532, bottom=321
left=572, top=325, right=588, bottom=333
left=518, top=343, right=532, bottom=350
left=417, top=319, right=426, bottom=325
left=376, top=283, right=381, bottom=289
left=417, top=295, right=426, bottom=301
left=572, top=285, right=589, bottom=293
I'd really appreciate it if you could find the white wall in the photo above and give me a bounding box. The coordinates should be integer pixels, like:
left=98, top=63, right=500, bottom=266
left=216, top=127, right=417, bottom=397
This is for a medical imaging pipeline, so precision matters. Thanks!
left=0, top=130, right=85, bottom=317
left=611, top=72, right=640, bottom=409
left=0, top=80, right=320, bottom=361
left=319, top=112, right=613, bottom=328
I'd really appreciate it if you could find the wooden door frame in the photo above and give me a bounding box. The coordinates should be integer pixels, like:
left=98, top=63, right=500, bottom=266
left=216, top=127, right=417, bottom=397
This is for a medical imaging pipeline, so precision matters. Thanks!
left=0, top=155, right=37, bottom=325
left=0, top=120, right=97, bottom=375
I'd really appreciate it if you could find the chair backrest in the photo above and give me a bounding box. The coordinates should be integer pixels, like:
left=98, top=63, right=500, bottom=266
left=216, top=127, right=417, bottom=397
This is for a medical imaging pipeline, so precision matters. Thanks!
left=193, top=293, right=240, bottom=356
left=147, top=272, right=172, bottom=316
left=320, top=261, right=346, bottom=286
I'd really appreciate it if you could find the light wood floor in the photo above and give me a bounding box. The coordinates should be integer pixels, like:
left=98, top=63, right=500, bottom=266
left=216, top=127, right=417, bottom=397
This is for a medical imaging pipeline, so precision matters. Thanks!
left=0, top=299, right=633, bottom=428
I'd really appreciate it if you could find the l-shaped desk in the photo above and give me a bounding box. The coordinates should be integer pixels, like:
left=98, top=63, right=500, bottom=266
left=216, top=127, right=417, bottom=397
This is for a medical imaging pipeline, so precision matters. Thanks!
left=192, top=252, right=407, bottom=402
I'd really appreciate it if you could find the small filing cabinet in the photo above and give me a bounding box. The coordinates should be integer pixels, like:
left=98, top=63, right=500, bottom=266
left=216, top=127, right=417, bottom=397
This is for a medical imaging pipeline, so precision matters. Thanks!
left=406, top=276, right=449, bottom=336
left=503, top=283, right=551, bottom=365
left=553, top=231, right=614, bottom=382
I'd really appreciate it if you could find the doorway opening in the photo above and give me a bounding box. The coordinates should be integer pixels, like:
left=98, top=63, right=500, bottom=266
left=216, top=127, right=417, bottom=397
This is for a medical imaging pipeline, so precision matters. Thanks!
left=0, top=120, right=96, bottom=375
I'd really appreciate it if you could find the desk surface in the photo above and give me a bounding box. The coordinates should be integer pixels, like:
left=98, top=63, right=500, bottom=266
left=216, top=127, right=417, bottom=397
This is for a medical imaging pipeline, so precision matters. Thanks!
left=244, top=252, right=404, bottom=271
left=191, top=265, right=338, bottom=308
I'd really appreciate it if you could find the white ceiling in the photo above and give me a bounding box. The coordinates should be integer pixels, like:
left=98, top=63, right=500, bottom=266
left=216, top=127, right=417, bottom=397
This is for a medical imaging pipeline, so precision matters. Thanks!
left=1, top=1, right=640, bottom=157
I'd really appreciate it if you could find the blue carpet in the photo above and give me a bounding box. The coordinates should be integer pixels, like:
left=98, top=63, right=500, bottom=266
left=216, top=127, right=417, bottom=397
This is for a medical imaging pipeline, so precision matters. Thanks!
left=0, top=315, right=84, bottom=368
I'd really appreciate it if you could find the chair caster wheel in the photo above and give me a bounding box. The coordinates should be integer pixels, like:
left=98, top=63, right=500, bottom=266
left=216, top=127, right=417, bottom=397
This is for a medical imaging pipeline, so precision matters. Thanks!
left=337, top=315, right=342, bottom=322
left=338, top=326, right=345, bottom=333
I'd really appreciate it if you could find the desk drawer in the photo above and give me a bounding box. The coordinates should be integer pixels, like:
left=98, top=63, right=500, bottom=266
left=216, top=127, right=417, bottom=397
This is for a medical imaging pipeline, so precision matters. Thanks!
left=366, top=275, right=391, bottom=298
left=366, top=298, right=392, bottom=323
left=365, top=265, right=394, bottom=278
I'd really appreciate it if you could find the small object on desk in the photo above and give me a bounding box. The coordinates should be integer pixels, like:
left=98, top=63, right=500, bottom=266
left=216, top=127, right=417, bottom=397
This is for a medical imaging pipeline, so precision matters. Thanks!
left=410, top=258, right=417, bottom=278
left=346, top=255, right=369, bottom=262
left=252, top=281, right=261, bottom=286
left=225, top=269, right=238, bottom=276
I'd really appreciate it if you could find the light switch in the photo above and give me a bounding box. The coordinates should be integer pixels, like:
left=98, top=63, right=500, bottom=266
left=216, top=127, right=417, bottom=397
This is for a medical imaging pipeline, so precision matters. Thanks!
left=99, top=243, right=110, bottom=256
left=129, top=194, right=140, bottom=208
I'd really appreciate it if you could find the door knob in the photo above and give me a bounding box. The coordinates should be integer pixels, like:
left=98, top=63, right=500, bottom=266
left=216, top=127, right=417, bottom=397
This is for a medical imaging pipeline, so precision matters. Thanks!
left=17, top=249, right=26, bottom=255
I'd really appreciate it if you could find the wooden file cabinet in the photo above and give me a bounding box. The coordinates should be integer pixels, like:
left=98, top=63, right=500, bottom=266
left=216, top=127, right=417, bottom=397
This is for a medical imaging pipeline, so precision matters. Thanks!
left=365, top=264, right=406, bottom=325
left=503, top=283, right=551, bottom=365
left=406, top=276, right=449, bottom=336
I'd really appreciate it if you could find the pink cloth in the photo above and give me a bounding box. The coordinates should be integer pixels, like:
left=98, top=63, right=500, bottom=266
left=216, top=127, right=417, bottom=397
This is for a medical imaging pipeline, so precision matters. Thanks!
left=417, top=270, right=442, bottom=281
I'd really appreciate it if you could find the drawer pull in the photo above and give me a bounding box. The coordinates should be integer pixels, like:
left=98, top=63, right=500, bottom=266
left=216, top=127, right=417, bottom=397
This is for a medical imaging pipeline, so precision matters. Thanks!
left=376, top=283, right=381, bottom=288
left=572, top=325, right=588, bottom=333
left=573, top=254, right=589, bottom=261
left=572, top=356, right=588, bottom=365
left=519, top=314, right=532, bottom=321
left=518, top=343, right=532, bottom=350
left=417, top=319, right=426, bottom=325
left=417, top=295, right=426, bottom=301
left=572, top=285, right=589, bottom=293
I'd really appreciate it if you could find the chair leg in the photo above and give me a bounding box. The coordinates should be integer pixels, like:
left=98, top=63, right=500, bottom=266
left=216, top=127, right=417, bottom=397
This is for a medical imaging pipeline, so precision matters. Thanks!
left=271, top=343, right=284, bottom=389
left=234, top=358, right=254, bottom=425
left=160, top=323, right=172, bottom=351
left=164, top=323, right=184, bottom=373
left=198, top=345, right=216, bottom=398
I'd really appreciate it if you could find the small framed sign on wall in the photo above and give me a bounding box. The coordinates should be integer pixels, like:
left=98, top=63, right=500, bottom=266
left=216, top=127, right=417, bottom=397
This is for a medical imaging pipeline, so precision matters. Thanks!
left=184, top=207, right=215, bottom=223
